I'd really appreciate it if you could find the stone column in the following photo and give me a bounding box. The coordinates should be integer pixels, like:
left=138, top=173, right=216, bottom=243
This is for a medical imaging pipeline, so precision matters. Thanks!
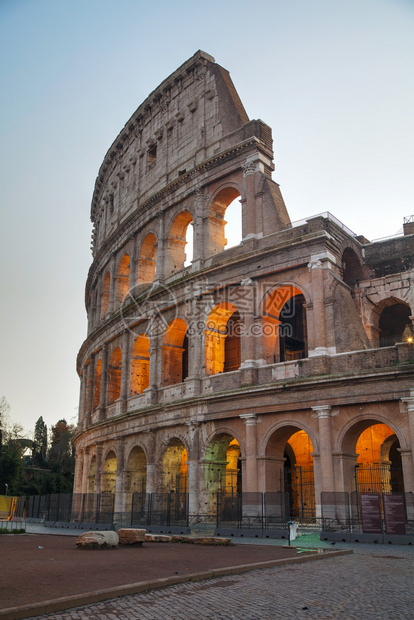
left=191, top=187, right=206, bottom=271
left=240, top=414, right=258, bottom=492
left=145, top=431, right=156, bottom=494
left=97, top=343, right=108, bottom=421
left=307, top=256, right=328, bottom=356
left=108, top=254, right=116, bottom=314
left=95, top=443, right=103, bottom=494
left=312, top=405, right=336, bottom=517
left=129, top=234, right=139, bottom=295
left=85, top=353, right=95, bottom=427
left=120, top=330, right=130, bottom=413
left=148, top=321, right=160, bottom=402
left=73, top=449, right=84, bottom=495
left=401, top=389, right=414, bottom=489
left=77, top=369, right=85, bottom=430
left=187, top=423, right=200, bottom=515
left=241, top=158, right=259, bottom=239
left=81, top=447, right=90, bottom=495
left=115, top=437, right=125, bottom=518
left=154, top=213, right=165, bottom=284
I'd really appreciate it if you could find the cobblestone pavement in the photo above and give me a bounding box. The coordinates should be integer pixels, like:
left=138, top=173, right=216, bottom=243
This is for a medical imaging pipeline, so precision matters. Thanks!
left=31, top=543, right=414, bottom=620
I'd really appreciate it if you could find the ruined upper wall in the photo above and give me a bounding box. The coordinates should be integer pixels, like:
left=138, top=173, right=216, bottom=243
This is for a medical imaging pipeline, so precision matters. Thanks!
left=91, top=51, right=258, bottom=251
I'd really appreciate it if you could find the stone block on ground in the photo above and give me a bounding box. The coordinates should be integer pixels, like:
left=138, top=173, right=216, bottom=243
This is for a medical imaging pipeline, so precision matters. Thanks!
left=171, top=535, right=194, bottom=543
left=118, top=528, right=146, bottom=545
left=145, top=534, right=172, bottom=543
left=193, top=536, right=233, bottom=546
left=76, top=530, right=119, bottom=549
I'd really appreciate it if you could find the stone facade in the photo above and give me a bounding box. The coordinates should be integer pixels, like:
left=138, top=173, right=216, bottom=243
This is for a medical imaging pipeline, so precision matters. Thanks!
left=73, top=51, right=414, bottom=519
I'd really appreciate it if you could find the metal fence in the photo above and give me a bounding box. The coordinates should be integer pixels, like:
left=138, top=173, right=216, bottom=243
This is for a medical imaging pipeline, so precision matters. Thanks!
left=321, top=491, right=414, bottom=537
left=215, top=492, right=291, bottom=530
left=24, top=492, right=189, bottom=528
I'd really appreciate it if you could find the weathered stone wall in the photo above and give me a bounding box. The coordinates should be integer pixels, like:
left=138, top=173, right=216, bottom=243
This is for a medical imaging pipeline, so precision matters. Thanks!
left=74, top=52, right=414, bottom=518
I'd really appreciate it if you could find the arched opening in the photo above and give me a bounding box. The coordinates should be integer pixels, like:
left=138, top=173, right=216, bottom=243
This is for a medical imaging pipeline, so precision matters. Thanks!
left=107, top=347, right=122, bottom=405
left=378, top=301, right=412, bottom=347
left=93, top=359, right=102, bottom=409
left=208, top=187, right=242, bottom=255
left=130, top=334, right=150, bottom=395
left=162, top=318, right=189, bottom=386
left=265, top=426, right=315, bottom=521
left=88, top=456, right=96, bottom=493
left=115, top=254, right=130, bottom=304
left=161, top=439, right=188, bottom=494
left=166, top=211, right=193, bottom=276
left=102, top=451, right=117, bottom=493
left=125, top=446, right=147, bottom=495
left=342, top=247, right=364, bottom=286
left=204, top=435, right=241, bottom=494
left=138, top=233, right=157, bottom=285
left=205, top=303, right=241, bottom=375
left=101, top=271, right=111, bottom=318
left=262, top=286, right=307, bottom=364
left=124, top=446, right=147, bottom=519
left=355, top=423, right=404, bottom=495
left=203, top=434, right=241, bottom=516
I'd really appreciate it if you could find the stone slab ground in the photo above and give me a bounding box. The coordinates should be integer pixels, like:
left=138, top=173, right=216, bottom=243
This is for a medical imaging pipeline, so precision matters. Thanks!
left=0, top=533, right=351, bottom=618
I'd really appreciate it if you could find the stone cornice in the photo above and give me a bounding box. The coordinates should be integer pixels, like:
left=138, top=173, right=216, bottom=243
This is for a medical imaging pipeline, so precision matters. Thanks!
left=73, top=363, right=413, bottom=446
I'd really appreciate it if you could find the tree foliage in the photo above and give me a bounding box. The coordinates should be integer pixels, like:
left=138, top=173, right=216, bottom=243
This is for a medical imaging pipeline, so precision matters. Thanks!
left=32, top=416, right=48, bottom=467
left=0, top=399, right=76, bottom=496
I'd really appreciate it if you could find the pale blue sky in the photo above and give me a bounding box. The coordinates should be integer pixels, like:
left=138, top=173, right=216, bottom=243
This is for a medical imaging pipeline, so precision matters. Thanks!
left=0, top=0, right=413, bottom=434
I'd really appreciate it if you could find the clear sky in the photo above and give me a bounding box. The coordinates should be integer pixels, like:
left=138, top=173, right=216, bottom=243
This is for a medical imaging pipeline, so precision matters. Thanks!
left=0, top=0, right=413, bottom=435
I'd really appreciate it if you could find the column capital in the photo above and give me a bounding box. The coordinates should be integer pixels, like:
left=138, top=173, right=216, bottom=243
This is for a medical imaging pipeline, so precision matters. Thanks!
left=240, top=413, right=258, bottom=425
left=311, top=404, right=335, bottom=419
left=401, top=389, right=414, bottom=411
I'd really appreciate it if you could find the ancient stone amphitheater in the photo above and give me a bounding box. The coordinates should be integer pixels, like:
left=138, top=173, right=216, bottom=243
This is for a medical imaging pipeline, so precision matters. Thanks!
left=74, top=51, right=414, bottom=523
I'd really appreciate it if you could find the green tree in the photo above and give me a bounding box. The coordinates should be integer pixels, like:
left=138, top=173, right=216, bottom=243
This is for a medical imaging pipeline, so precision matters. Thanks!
left=0, top=400, right=28, bottom=495
left=47, top=419, right=75, bottom=492
left=32, top=416, right=48, bottom=467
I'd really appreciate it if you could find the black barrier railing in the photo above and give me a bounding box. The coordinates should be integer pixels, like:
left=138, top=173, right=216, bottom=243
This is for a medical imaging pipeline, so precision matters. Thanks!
left=23, top=492, right=189, bottom=527
left=321, top=491, right=414, bottom=536
left=216, top=492, right=291, bottom=531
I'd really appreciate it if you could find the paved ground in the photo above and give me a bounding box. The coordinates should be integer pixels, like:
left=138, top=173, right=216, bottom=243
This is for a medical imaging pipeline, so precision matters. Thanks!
left=30, top=544, right=414, bottom=620
left=1, top=526, right=413, bottom=620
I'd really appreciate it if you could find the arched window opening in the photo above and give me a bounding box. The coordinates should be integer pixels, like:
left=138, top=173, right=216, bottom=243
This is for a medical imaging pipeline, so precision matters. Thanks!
left=162, top=318, right=189, bottom=386
left=282, top=430, right=314, bottom=520
left=138, top=233, right=157, bottom=285
left=107, top=347, right=122, bottom=405
left=265, top=426, right=315, bottom=521
left=342, top=247, right=364, bottom=286
left=101, top=271, right=111, bottom=318
left=224, top=196, right=242, bottom=249
left=130, top=334, right=150, bottom=395
left=93, top=359, right=102, bottom=409
left=279, top=294, right=306, bottom=362
left=125, top=446, right=147, bottom=496
left=205, top=303, right=241, bottom=375
left=184, top=223, right=193, bottom=266
left=208, top=188, right=241, bottom=256
left=102, top=451, right=117, bottom=493
left=262, top=286, right=307, bottom=364
left=379, top=302, right=412, bottom=347
left=116, top=254, right=130, bottom=304
left=166, top=211, right=193, bottom=276
left=223, top=311, right=241, bottom=372
left=205, top=435, right=241, bottom=494
left=161, top=439, right=188, bottom=494
left=356, top=423, right=404, bottom=494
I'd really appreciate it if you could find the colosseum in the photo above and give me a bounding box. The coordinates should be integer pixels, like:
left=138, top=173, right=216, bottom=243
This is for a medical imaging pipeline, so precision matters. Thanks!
left=74, top=50, right=414, bottom=532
